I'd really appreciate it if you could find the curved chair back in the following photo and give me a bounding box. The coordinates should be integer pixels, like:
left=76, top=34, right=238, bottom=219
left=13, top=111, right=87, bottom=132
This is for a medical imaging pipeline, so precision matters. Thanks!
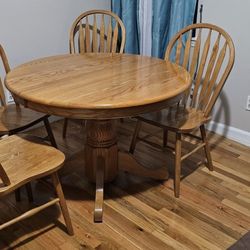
left=69, top=10, right=126, bottom=54
left=165, top=23, right=235, bottom=117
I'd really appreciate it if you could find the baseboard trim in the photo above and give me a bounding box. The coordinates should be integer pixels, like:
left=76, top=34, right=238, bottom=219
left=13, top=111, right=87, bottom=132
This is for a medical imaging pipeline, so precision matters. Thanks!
left=207, top=121, right=250, bottom=147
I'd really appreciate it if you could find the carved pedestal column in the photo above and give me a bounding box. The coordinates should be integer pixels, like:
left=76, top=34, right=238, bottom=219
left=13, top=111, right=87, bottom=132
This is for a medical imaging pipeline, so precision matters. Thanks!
left=85, top=120, right=118, bottom=182
left=85, top=120, right=118, bottom=222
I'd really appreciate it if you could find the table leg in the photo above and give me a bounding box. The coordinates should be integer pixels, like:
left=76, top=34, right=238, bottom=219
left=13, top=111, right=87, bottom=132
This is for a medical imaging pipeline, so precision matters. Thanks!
left=84, top=119, right=169, bottom=223
left=85, top=120, right=118, bottom=222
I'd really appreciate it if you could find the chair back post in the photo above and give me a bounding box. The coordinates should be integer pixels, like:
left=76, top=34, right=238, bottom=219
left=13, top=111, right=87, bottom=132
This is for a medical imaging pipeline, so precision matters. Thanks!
left=0, top=45, right=11, bottom=106
left=0, top=45, right=21, bottom=107
left=0, top=44, right=11, bottom=74
left=0, top=78, right=7, bottom=106
left=164, top=23, right=235, bottom=117
left=69, top=10, right=126, bottom=54
left=0, top=163, right=11, bottom=186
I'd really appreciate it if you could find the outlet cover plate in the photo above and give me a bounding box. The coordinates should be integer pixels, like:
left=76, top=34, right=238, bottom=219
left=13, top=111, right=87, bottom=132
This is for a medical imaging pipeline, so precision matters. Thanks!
left=246, top=95, right=250, bottom=111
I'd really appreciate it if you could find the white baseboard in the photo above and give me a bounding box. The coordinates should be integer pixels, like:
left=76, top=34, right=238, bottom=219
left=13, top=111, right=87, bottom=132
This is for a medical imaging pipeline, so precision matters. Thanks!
left=207, top=121, right=250, bottom=147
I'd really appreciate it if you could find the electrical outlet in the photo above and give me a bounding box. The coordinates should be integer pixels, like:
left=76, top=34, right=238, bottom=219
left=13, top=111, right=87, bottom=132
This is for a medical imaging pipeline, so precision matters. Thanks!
left=6, top=91, right=14, bottom=103
left=246, top=95, right=250, bottom=111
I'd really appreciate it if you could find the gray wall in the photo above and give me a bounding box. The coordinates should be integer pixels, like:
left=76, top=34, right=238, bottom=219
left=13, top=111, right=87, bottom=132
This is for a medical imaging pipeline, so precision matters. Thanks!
left=1, top=0, right=249, bottom=133
left=200, top=0, right=250, bottom=132
left=0, top=0, right=110, bottom=68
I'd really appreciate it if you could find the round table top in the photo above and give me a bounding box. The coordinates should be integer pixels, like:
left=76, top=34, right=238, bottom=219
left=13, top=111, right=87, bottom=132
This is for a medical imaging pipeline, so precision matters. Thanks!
left=5, top=53, right=191, bottom=119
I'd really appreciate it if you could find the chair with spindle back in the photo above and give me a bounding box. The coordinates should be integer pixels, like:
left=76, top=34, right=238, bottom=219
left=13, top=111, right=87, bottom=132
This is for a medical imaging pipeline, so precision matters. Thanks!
left=62, top=10, right=126, bottom=138
left=0, top=134, right=73, bottom=235
left=129, top=23, right=235, bottom=197
left=0, top=44, right=59, bottom=202
left=0, top=45, right=57, bottom=148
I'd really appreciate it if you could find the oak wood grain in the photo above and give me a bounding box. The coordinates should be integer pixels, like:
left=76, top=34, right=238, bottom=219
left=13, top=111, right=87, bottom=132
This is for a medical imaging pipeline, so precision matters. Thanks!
left=0, top=135, right=64, bottom=196
left=0, top=104, right=47, bottom=134
left=64, top=10, right=126, bottom=137
left=0, top=134, right=73, bottom=235
left=5, top=53, right=191, bottom=119
left=70, top=10, right=126, bottom=54
left=0, top=119, right=249, bottom=249
left=5, top=52, right=191, bottom=221
left=0, top=44, right=57, bottom=147
left=130, top=23, right=235, bottom=197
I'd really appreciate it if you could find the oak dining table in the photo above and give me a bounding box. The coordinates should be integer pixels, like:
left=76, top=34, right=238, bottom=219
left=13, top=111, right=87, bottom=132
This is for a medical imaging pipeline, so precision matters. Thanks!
left=5, top=53, right=191, bottom=222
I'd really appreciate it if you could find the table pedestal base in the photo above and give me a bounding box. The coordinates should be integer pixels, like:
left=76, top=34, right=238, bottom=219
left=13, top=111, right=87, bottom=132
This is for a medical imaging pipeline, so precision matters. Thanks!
left=85, top=120, right=168, bottom=222
left=85, top=120, right=118, bottom=222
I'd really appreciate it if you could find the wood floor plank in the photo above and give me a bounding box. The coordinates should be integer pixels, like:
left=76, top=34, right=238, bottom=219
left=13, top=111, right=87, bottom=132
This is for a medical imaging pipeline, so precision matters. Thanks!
left=222, top=199, right=250, bottom=217
left=157, top=187, right=243, bottom=235
left=106, top=184, right=221, bottom=250
left=213, top=156, right=250, bottom=180
left=201, top=167, right=250, bottom=197
left=237, top=194, right=250, bottom=203
left=0, top=118, right=249, bottom=249
left=111, top=175, right=236, bottom=248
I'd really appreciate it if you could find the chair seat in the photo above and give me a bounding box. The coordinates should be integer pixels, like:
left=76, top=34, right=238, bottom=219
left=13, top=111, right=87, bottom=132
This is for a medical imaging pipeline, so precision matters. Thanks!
left=0, top=135, right=65, bottom=196
left=138, top=106, right=211, bottom=133
left=0, top=104, right=48, bottom=134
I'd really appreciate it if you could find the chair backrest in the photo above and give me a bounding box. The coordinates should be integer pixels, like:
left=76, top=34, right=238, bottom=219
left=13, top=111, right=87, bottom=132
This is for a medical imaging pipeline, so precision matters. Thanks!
left=0, top=45, right=11, bottom=107
left=165, top=23, right=235, bottom=117
left=69, top=10, right=126, bottom=54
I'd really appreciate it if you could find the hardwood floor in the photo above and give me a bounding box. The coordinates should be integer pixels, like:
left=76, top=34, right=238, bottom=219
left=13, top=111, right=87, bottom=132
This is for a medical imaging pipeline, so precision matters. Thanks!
left=0, top=118, right=249, bottom=249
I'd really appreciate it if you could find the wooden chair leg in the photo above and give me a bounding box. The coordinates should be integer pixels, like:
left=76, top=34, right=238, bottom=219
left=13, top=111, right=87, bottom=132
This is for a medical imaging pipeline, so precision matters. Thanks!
left=51, top=172, right=74, bottom=235
left=25, top=183, right=34, bottom=202
left=200, top=125, right=213, bottom=171
left=62, top=118, right=68, bottom=139
left=15, top=189, right=21, bottom=202
left=163, top=128, right=168, bottom=147
left=129, top=120, right=142, bottom=154
left=174, top=133, right=182, bottom=198
left=44, top=117, right=58, bottom=148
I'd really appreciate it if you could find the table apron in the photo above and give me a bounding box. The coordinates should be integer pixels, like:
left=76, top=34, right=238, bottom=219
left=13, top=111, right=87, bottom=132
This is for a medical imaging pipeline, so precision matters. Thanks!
left=13, top=93, right=184, bottom=120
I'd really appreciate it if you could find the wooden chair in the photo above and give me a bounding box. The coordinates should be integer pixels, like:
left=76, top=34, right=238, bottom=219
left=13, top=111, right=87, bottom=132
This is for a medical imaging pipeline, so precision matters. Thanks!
left=62, top=10, right=126, bottom=138
left=0, top=134, right=73, bottom=235
left=129, top=23, right=235, bottom=197
left=0, top=45, right=57, bottom=148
